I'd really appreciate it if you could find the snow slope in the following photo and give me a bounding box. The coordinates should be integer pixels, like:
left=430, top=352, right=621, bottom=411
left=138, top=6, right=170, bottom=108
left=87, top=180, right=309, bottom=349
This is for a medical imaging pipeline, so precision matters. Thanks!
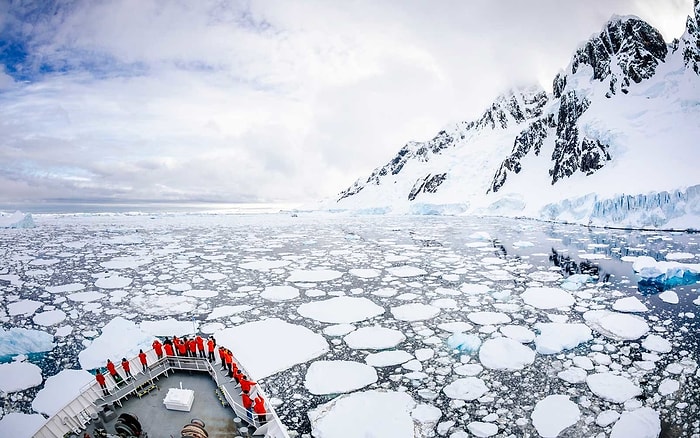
left=328, top=4, right=700, bottom=230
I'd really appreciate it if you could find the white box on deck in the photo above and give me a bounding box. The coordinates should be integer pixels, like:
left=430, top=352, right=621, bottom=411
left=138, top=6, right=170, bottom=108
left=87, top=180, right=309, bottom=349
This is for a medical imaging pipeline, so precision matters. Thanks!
left=163, top=388, right=195, bottom=411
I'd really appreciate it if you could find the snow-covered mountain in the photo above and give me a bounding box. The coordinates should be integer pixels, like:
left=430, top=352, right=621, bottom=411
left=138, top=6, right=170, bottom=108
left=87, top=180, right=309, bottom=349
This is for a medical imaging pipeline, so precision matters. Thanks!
left=329, top=2, right=700, bottom=230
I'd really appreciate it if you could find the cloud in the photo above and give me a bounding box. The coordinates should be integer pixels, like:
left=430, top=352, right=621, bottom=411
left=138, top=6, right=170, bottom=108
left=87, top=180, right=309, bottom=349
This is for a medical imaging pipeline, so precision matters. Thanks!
left=0, top=0, right=693, bottom=208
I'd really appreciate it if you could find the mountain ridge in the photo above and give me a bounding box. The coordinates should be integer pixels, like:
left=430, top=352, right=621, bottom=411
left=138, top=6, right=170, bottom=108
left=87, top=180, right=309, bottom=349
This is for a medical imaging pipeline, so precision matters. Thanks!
left=329, top=3, right=700, bottom=230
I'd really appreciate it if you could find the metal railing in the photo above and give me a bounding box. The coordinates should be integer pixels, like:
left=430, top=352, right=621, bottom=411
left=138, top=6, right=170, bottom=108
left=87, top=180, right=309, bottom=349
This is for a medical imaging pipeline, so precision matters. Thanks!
left=32, top=346, right=290, bottom=438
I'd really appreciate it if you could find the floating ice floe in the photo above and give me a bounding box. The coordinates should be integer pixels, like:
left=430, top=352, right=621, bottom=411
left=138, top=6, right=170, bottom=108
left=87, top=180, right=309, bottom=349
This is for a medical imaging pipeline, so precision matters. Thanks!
left=261, top=285, right=300, bottom=301
left=45, top=283, right=85, bottom=294
left=528, top=271, right=563, bottom=282
left=0, top=412, right=46, bottom=438
left=100, top=256, right=152, bottom=270
left=8, top=300, right=43, bottom=316
left=206, top=305, right=253, bottom=320
left=183, top=289, right=219, bottom=298
left=298, top=297, right=384, bottom=323
left=240, top=259, right=291, bottom=271
left=499, top=325, right=535, bottom=343
left=558, top=367, right=588, bottom=384
left=467, top=422, right=498, bottom=437
left=443, top=377, right=488, bottom=400
left=95, top=275, right=132, bottom=289
left=391, top=303, right=441, bottom=321
left=560, top=274, right=592, bottom=291
left=0, top=361, right=43, bottom=393
left=78, top=317, right=155, bottom=369
left=586, top=373, right=641, bottom=403
left=610, top=407, right=660, bottom=438
left=33, top=310, right=66, bottom=326
left=0, top=211, right=34, bottom=228
left=666, top=252, right=695, bottom=260
left=0, top=327, right=54, bottom=356
left=612, top=296, right=649, bottom=313
left=531, top=395, right=580, bottom=437
left=386, top=266, right=427, bottom=277
left=140, top=318, right=198, bottom=336
left=200, top=272, right=227, bottom=281
left=304, top=360, right=378, bottom=395
left=658, top=378, right=680, bottom=395
left=534, top=323, right=592, bottom=354
left=658, top=290, right=679, bottom=304
left=447, top=333, right=482, bottom=354
left=632, top=255, right=700, bottom=286
left=365, top=350, right=413, bottom=367
left=131, top=294, right=198, bottom=315
left=641, top=334, right=672, bottom=353
left=467, top=311, right=511, bottom=325
left=32, top=369, right=93, bottom=416
left=308, top=390, right=417, bottom=438
left=439, top=322, right=474, bottom=333
left=349, top=268, right=381, bottom=278
left=344, top=326, right=406, bottom=350
left=67, top=291, right=106, bottom=302
left=323, top=324, right=356, bottom=337
left=479, top=337, right=535, bottom=370
left=521, top=287, right=575, bottom=309
left=287, top=269, right=343, bottom=282
left=583, top=310, right=650, bottom=340
left=216, top=318, right=329, bottom=379
left=460, top=284, right=491, bottom=294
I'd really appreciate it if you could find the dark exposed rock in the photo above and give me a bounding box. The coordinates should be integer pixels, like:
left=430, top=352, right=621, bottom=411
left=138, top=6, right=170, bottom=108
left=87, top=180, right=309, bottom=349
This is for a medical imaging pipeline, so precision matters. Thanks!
left=570, top=16, right=667, bottom=95
left=408, top=173, right=448, bottom=201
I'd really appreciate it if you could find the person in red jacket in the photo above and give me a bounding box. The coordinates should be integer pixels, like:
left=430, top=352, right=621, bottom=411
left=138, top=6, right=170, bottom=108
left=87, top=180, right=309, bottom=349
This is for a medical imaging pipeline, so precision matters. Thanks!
left=224, top=349, right=233, bottom=376
left=106, top=359, right=121, bottom=384
left=218, top=346, right=226, bottom=370
left=177, top=339, right=187, bottom=356
left=207, top=338, right=215, bottom=363
left=241, top=390, right=253, bottom=420
left=121, top=358, right=132, bottom=380
left=164, top=342, right=175, bottom=357
left=95, top=369, right=109, bottom=396
left=195, top=335, right=205, bottom=359
left=187, top=338, right=197, bottom=358
left=253, top=395, right=267, bottom=424
left=239, top=375, right=256, bottom=393
left=231, top=361, right=240, bottom=384
left=138, top=349, right=148, bottom=372
left=152, top=339, right=163, bottom=360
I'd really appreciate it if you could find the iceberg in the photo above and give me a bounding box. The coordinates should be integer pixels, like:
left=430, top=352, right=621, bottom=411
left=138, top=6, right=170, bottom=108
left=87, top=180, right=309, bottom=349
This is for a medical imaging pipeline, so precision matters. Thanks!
left=0, top=328, right=55, bottom=358
left=631, top=256, right=700, bottom=291
left=447, top=333, right=481, bottom=354
left=0, top=211, right=35, bottom=228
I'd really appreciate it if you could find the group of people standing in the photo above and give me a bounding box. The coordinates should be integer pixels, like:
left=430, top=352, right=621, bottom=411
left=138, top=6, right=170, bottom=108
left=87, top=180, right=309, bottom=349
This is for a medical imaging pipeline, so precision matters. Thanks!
left=92, top=334, right=268, bottom=425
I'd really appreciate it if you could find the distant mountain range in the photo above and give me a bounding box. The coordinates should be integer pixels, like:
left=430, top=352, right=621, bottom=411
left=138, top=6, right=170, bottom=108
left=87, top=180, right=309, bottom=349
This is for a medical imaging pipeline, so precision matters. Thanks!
left=328, top=1, right=700, bottom=230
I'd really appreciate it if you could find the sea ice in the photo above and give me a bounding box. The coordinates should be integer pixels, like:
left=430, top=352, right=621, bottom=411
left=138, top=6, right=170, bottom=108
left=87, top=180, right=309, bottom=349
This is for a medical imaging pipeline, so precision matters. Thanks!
left=94, top=275, right=132, bottom=289
left=612, top=296, right=649, bottom=313
left=344, top=326, right=406, bottom=350
left=0, top=211, right=34, bottom=228
left=100, top=256, right=152, bottom=270
left=467, top=422, right=498, bottom=437
left=78, top=317, right=156, bottom=369
left=0, top=361, right=43, bottom=392
left=130, top=294, right=197, bottom=315
left=206, top=305, right=253, bottom=320
left=216, top=318, right=329, bottom=379
left=447, top=333, right=482, bottom=354
left=586, top=373, right=641, bottom=403
left=534, top=323, right=592, bottom=354
left=642, top=334, right=672, bottom=353
left=304, top=360, right=378, bottom=395
left=260, top=285, right=300, bottom=301
left=658, top=378, right=680, bottom=395
left=45, top=283, right=85, bottom=294
left=632, top=256, right=700, bottom=286
left=596, top=410, right=620, bottom=427
left=32, top=310, right=67, bottom=326
left=32, top=369, right=93, bottom=416
left=467, top=311, right=511, bottom=325
left=479, top=337, right=535, bottom=370
left=67, top=291, right=106, bottom=302
left=349, top=268, right=381, bottom=278
left=323, top=324, right=356, bottom=337
left=0, top=412, right=46, bottom=438
left=240, top=259, right=291, bottom=271
left=287, top=269, right=343, bottom=282
left=583, top=310, right=650, bottom=340
left=386, top=266, right=428, bottom=277
left=298, top=296, right=384, bottom=323
left=0, top=327, right=54, bottom=356
left=443, top=377, right=488, bottom=400
left=365, top=350, right=413, bottom=367
left=140, top=318, right=198, bottom=336
left=610, top=407, right=660, bottom=438
left=8, top=300, right=43, bottom=316
left=658, top=290, right=679, bottom=304
left=531, top=395, right=580, bottom=437
left=438, top=322, right=474, bottom=333
left=391, top=303, right=441, bottom=321
left=521, top=287, right=575, bottom=309
left=499, top=325, right=535, bottom=343
left=308, top=390, right=416, bottom=438
left=183, top=289, right=219, bottom=298
left=558, top=367, right=588, bottom=384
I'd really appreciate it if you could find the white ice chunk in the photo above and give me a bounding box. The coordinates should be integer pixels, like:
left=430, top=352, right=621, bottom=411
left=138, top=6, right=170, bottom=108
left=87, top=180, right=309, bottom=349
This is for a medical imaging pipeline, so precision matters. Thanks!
left=642, top=334, right=672, bottom=353
left=366, top=350, right=413, bottom=367
left=658, top=378, right=680, bottom=395
left=261, top=285, right=300, bottom=301
left=323, top=324, right=356, bottom=337
left=206, top=305, right=253, bottom=320
left=521, top=287, right=575, bottom=309
left=586, top=373, right=641, bottom=403
left=298, top=297, right=384, bottom=323
left=0, top=361, right=43, bottom=393
left=304, top=360, right=378, bottom=395
left=386, top=266, right=427, bottom=277
left=308, top=390, right=416, bottom=438
left=349, top=268, right=381, bottom=278
left=612, top=296, right=649, bottom=313
left=45, top=283, right=85, bottom=294
left=140, top=318, right=197, bottom=336
left=0, top=327, right=54, bottom=356
left=32, top=369, right=93, bottom=416
left=391, top=303, right=441, bottom=321
left=557, top=367, right=587, bottom=384
left=499, top=325, right=535, bottom=343
left=79, top=316, right=155, bottom=369
left=95, top=275, right=132, bottom=289
left=531, top=395, right=580, bottom=437
left=0, top=413, right=45, bottom=438
left=610, top=407, right=660, bottom=438
left=596, top=410, right=620, bottom=427
left=583, top=310, right=650, bottom=340
left=8, top=300, right=43, bottom=316
left=467, top=422, right=498, bottom=437
left=443, top=377, right=488, bottom=400
left=467, top=311, right=511, bottom=325
left=534, top=323, right=592, bottom=354
left=67, top=291, right=106, bottom=302
left=344, top=326, right=406, bottom=350
left=32, top=309, right=66, bottom=326
left=240, top=259, right=291, bottom=271
left=288, top=269, right=343, bottom=282
left=658, top=290, right=679, bottom=304
left=479, top=337, right=535, bottom=370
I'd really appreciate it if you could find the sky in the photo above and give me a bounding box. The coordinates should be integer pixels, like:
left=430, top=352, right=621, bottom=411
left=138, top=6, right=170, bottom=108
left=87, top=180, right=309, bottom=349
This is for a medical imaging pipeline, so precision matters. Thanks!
left=0, top=0, right=694, bottom=209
